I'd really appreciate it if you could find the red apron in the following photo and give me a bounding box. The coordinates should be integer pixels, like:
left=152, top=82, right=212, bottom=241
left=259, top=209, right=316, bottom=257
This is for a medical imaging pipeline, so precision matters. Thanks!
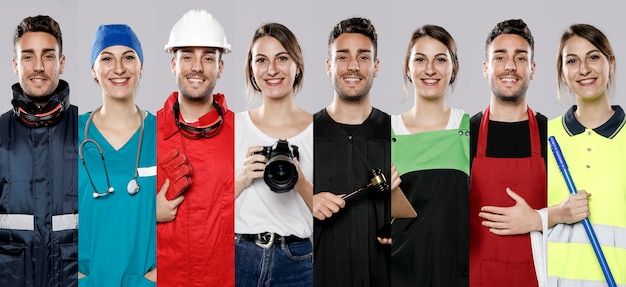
left=469, top=106, right=546, bottom=287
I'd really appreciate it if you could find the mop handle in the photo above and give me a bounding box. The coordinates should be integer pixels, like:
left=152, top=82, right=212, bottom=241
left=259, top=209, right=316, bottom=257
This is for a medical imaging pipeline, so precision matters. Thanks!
left=548, top=136, right=616, bottom=287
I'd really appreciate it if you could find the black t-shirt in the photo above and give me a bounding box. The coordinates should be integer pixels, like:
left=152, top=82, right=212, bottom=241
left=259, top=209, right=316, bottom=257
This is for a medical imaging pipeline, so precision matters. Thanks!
left=470, top=111, right=548, bottom=166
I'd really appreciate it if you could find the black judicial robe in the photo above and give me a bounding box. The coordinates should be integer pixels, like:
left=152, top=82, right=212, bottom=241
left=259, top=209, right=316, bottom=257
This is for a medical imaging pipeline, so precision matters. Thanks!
left=313, top=108, right=391, bottom=287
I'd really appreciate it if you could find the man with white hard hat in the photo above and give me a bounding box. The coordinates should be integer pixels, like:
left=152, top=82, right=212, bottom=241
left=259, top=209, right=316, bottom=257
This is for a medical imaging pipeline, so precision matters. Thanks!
left=156, top=9, right=235, bottom=286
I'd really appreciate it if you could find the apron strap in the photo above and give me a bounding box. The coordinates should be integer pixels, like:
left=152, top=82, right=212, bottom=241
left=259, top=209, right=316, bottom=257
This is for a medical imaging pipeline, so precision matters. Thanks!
left=476, top=106, right=491, bottom=157
left=477, top=105, right=541, bottom=158
left=526, top=106, right=541, bottom=158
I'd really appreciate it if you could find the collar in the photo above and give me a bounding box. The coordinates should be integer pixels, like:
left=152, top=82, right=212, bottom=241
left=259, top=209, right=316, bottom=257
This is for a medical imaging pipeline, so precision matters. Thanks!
left=562, top=105, right=626, bottom=138
left=11, top=79, right=70, bottom=108
left=11, top=79, right=70, bottom=127
left=161, top=92, right=229, bottom=139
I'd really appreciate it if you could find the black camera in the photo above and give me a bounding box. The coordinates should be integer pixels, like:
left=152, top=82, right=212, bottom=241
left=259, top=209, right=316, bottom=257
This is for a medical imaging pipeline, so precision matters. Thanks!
left=254, top=139, right=300, bottom=193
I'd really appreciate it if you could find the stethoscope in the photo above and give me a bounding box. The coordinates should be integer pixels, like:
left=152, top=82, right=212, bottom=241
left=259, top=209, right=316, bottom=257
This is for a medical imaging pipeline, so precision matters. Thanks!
left=79, top=105, right=144, bottom=198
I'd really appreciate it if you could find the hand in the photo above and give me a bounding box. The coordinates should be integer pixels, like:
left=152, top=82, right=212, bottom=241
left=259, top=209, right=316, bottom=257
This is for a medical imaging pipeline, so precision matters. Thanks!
left=479, top=188, right=542, bottom=235
left=235, top=146, right=267, bottom=197
left=550, top=190, right=591, bottom=226
left=377, top=237, right=392, bottom=245
left=156, top=179, right=185, bottom=223
left=313, top=192, right=346, bottom=220
left=390, top=164, right=402, bottom=191
left=144, top=268, right=156, bottom=282
left=78, top=272, right=85, bottom=279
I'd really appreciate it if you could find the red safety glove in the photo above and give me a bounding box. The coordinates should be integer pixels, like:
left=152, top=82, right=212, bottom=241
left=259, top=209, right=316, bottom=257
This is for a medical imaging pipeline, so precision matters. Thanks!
left=159, top=149, right=193, bottom=200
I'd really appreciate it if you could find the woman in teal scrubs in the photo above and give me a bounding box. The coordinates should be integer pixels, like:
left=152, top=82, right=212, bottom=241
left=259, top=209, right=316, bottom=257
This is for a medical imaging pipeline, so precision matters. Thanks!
left=77, top=24, right=156, bottom=286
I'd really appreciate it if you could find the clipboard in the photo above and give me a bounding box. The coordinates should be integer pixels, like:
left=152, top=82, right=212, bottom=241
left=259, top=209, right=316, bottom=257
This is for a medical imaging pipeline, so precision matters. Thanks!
left=391, top=187, right=417, bottom=218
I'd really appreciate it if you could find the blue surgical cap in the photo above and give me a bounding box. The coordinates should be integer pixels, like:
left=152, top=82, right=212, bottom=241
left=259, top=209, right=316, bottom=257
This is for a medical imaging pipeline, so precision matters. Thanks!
left=90, top=24, right=143, bottom=67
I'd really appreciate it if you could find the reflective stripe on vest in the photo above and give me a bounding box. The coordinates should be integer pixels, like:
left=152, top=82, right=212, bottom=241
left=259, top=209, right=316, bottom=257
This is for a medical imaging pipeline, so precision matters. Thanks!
left=548, top=222, right=626, bottom=284
left=549, top=222, right=626, bottom=249
left=548, top=276, right=626, bottom=287
left=0, top=213, right=78, bottom=231
left=52, top=213, right=78, bottom=231
left=0, top=214, right=33, bottom=230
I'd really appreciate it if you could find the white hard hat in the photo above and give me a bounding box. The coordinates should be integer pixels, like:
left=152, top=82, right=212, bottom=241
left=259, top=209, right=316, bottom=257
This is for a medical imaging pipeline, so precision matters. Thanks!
left=164, top=10, right=231, bottom=54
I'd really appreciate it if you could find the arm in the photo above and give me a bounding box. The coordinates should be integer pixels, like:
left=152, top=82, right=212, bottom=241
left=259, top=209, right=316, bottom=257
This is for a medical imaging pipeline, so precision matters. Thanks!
left=547, top=190, right=591, bottom=228
left=293, top=158, right=313, bottom=210
left=479, top=188, right=591, bottom=235
left=235, top=146, right=266, bottom=198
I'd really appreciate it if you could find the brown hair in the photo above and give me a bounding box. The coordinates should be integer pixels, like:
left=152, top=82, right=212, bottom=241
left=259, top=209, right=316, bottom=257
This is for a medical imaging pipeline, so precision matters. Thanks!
left=245, top=22, right=304, bottom=102
left=556, top=24, right=615, bottom=100
left=14, top=15, right=63, bottom=56
left=402, top=25, right=459, bottom=98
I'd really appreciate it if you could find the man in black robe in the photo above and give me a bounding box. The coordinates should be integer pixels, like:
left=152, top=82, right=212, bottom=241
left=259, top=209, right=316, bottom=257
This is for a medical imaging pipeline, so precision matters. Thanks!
left=312, top=17, right=392, bottom=287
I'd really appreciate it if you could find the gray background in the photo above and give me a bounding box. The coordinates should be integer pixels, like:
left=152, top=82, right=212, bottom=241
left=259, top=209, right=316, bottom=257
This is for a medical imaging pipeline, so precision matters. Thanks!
left=1, top=0, right=624, bottom=120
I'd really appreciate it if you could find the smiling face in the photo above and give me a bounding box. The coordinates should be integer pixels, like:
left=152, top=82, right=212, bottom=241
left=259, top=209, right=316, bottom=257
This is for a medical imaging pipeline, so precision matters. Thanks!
left=91, top=45, right=142, bottom=100
left=13, top=31, right=65, bottom=103
left=171, top=47, right=223, bottom=102
left=408, top=36, right=454, bottom=100
left=561, top=36, right=614, bottom=103
left=251, top=36, right=298, bottom=100
left=326, top=33, right=379, bottom=103
left=483, top=34, right=535, bottom=104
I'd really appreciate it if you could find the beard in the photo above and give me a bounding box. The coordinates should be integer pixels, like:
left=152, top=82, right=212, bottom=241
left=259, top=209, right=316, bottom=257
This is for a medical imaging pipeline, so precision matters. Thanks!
left=333, top=73, right=373, bottom=103
left=492, top=87, right=525, bottom=104
left=177, top=73, right=215, bottom=103
left=336, top=87, right=367, bottom=103
left=490, top=74, right=529, bottom=105
left=20, top=72, right=59, bottom=101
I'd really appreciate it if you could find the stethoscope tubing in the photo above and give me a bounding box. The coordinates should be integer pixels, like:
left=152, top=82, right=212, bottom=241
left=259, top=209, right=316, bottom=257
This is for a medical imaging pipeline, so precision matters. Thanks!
left=79, top=105, right=144, bottom=198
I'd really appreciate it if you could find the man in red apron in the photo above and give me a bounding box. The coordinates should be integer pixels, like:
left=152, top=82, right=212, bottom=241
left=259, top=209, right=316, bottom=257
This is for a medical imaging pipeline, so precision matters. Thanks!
left=469, top=19, right=547, bottom=287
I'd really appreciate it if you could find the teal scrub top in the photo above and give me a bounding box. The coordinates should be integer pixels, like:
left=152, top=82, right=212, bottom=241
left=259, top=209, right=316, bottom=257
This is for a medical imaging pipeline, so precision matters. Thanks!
left=77, top=112, right=156, bottom=287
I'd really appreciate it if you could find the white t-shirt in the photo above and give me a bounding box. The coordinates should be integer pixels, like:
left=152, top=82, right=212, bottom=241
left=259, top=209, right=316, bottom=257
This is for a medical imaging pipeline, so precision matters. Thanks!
left=234, top=111, right=313, bottom=238
left=391, top=108, right=465, bottom=135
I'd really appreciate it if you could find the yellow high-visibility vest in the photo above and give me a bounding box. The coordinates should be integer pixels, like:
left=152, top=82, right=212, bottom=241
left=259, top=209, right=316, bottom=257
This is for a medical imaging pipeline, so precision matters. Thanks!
left=548, top=115, right=626, bottom=286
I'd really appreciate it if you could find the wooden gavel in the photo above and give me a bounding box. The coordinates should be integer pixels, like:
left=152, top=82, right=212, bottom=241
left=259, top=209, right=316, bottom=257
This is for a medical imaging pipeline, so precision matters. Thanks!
left=341, top=168, right=389, bottom=200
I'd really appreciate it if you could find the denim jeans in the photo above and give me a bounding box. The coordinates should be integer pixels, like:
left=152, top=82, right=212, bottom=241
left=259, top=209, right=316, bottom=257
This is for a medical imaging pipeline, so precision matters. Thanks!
left=235, top=235, right=313, bottom=287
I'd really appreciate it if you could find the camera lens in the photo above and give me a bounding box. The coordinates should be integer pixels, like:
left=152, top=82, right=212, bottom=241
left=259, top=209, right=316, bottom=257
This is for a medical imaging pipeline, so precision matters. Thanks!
left=270, top=161, right=290, bottom=181
left=264, top=154, right=298, bottom=193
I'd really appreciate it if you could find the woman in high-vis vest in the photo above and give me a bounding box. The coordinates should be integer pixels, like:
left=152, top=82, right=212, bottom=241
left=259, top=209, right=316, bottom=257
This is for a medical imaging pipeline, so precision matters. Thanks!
left=548, top=24, right=626, bottom=286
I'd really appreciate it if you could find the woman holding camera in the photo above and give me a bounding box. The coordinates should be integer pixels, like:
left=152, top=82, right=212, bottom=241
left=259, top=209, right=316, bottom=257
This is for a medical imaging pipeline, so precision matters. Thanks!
left=234, top=23, right=313, bottom=286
